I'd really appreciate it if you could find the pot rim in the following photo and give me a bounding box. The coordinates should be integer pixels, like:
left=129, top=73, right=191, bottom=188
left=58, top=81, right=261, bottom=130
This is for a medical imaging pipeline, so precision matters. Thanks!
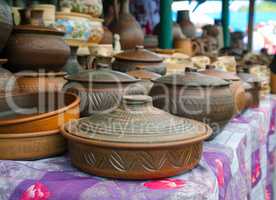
left=64, top=75, right=140, bottom=84
left=15, top=71, right=66, bottom=77
left=0, top=129, right=60, bottom=139
left=151, top=79, right=230, bottom=88
left=0, top=92, right=80, bottom=126
left=60, top=124, right=212, bottom=149
left=14, top=25, right=65, bottom=36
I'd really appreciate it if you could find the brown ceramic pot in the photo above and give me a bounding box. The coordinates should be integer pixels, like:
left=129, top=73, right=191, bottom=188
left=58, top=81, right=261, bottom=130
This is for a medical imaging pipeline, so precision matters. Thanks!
left=61, top=95, right=212, bottom=179
left=0, top=129, right=66, bottom=160
left=5, top=25, right=70, bottom=72
left=109, top=0, right=144, bottom=49
left=149, top=70, right=234, bottom=139
left=0, top=92, right=80, bottom=133
left=112, top=46, right=166, bottom=75
left=238, top=72, right=261, bottom=108
left=63, top=65, right=142, bottom=116
left=200, top=67, right=246, bottom=114
left=0, top=1, right=13, bottom=53
left=16, top=72, right=67, bottom=93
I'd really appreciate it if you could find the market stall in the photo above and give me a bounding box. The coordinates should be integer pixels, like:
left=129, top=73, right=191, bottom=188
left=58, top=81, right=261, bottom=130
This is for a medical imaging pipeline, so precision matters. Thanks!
left=0, top=0, right=275, bottom=199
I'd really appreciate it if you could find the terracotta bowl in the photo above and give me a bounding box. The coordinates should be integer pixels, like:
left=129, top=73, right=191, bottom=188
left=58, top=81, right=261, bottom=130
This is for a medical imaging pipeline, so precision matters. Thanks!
left=0, top=92, right=80, bottom=133
left=16, top=72, right=67, bottom=93
left=0, top=129, right=66, bottom=160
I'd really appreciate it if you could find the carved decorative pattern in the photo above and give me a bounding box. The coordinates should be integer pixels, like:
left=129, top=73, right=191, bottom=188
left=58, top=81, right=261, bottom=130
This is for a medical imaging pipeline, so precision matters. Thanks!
left=69, top=141, right=202, bottom=178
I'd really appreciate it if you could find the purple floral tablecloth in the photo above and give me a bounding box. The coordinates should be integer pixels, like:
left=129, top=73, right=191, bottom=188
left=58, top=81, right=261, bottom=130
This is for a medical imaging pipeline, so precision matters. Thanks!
left=1, top=96, right=276, bottom=200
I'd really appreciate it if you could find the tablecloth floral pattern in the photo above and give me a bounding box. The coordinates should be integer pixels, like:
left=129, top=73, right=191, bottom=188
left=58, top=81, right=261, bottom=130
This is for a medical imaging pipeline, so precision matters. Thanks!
left=1, top=96, right=276, bottom=200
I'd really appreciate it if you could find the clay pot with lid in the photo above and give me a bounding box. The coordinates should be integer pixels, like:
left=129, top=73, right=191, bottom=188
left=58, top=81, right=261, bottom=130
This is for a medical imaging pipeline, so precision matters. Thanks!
left=200, top=66, right=247, bottom=113
left=61, top=95, right=212, bottom=179
left=109, top=0, right=144, bottom=49
left=4, top=25, right=70, bottom=72
left=238, top=72, right=261, bottom=108
left=63, top=64, right=143, bottom=116
left=112, top=46, right=166, bottom=75
left=149, top=68, right=234, bottom=139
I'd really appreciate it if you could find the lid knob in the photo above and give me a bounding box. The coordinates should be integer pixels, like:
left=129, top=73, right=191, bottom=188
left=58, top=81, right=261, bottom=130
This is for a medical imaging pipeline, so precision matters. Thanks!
left=123, top=95, right=152, bottom=105
left=96, top=63, right=111, bottom=70
left=136, top=45, right=144, bottom=50
left=185, top=67, right=197, bottom=72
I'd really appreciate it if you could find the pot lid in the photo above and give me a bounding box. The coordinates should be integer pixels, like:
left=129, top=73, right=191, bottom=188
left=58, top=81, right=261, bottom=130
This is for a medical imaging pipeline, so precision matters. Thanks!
left=64, top=95, right=212, bottom=143
left=127, top=70, right=161, bottom=81
left=238, top=72, right=261, bottom=84
left=200, top=68, right=240, bottom=81
left=114, top=46, right=163, bottom=63
left=14, top=25, right=65, bottom=36
left=65, top=65, right=139, bottom=83
left=152, top=71, right=229, bottom=87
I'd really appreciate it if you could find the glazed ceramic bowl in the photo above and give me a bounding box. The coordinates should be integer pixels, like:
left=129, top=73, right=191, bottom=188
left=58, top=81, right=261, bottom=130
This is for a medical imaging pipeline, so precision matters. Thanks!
left=5, top=25, right=70, bottom=72
left=16, top=72, right=67, bottom=93
left=0, top=92, right=80, bottom=133
left=0, top=129, right=66, bottom=160
left=61, top=95, right=212, bottom=179
left=55, top=12, right=103, bottom=44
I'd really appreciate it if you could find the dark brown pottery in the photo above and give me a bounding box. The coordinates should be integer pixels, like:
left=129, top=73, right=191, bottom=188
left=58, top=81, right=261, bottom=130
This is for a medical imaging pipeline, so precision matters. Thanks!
left=0, top=1, right=13, bottom=53
left=0, top=129, right=66, bottom=160
left=61, top=95, right=212, bottom=179
left=5, top=25, right=70, bottom=72
left=0, top=92, right=80, bottom=133
left=63, top=64, right=142, bottom=116
left=149, top=70, right=234, bottom=139
left=238, top=72, right=261, bottom=108
left=200, top=67, right=246, bottom=114
left=109, top=0, right=144, bottom=49
left=112, top=46, right=166, bottom=75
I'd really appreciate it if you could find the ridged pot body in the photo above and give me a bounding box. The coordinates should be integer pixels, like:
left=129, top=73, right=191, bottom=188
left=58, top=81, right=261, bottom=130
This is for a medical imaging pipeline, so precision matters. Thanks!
left=64, top=82, right=143, bottom=116
left=5, top=31, right=70, bottom=72
left=67, top=139, right=203, bottom=179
